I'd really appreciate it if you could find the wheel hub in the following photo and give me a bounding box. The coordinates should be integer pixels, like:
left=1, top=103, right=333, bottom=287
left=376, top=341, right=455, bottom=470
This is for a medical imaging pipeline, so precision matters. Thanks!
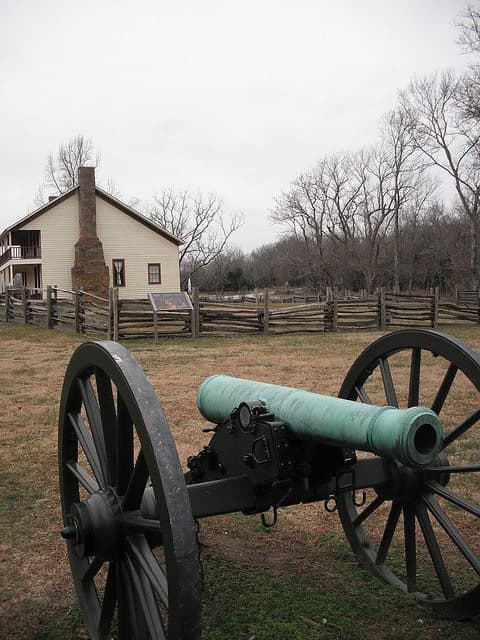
left=62, top=487, right=124, bottom=560
left=383, top=461, right=423, bottom=502
left=381, top=453, right=450, bottom=503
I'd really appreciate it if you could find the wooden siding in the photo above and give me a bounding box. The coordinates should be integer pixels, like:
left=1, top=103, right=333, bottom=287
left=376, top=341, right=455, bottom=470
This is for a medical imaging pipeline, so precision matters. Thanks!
left=96, top=197, right=180, bottom=298
left=20, top=193, right=79, bottom=292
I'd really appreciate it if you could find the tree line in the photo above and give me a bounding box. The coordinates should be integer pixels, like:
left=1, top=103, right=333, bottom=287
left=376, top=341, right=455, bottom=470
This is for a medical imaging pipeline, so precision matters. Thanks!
left=261, top=5, right=480, bottom=294
left=189, top=3, right=480, bottom=294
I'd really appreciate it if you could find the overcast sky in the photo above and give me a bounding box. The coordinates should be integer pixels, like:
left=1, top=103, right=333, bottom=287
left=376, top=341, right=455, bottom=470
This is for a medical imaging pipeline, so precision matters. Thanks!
left=0, top=0, right=472, bottom=250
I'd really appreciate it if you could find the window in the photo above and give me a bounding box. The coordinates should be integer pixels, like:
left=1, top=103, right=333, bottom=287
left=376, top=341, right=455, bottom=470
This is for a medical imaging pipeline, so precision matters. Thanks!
left=112, top=259, right=126, bottom=286
left=148, top=263, right=161, bottom=284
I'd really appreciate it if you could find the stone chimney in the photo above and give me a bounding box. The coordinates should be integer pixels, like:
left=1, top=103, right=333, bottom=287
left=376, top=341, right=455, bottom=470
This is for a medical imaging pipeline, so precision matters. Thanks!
left=71, top=167, right=109, bottom=297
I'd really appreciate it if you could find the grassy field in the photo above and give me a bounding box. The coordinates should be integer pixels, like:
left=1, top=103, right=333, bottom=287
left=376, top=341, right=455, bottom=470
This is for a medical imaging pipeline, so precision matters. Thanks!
left=1, top=322, right=480, bottom=640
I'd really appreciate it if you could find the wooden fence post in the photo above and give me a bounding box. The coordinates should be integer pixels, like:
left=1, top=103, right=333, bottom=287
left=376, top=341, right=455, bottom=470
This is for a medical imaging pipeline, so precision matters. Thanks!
left=192, top=286, right=200, bottom=339
left=74, top=289, right=85, bottom=333
left=153, top=309, right=159, bottom=344
left=263, top=289, right=270, bottom=334
left=324, top=288, right=338, bottom=332
left=108, top=287, right=114, bottom=339
left=21, top=286, right=28, bottom=324
left=113, top=287, right=119, bottom=341
left=431, top=286, right=439, bottom=328
left=5, top=286, right=11, bottom=322
left=324, top=288, right=331, bottom=332
left=46, top=285, right=54, bottom=328
left=79, top=289, right=86, bottom=333
left=332, top=288, right=338, bottom=333
left=378, top=287, right=387, bottom=330
left=53, top=286, right=58, bottom=327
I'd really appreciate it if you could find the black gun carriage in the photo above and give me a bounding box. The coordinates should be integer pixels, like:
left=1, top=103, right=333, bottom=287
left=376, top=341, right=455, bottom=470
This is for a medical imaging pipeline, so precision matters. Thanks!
left=58, top=329, right=480, bottom=639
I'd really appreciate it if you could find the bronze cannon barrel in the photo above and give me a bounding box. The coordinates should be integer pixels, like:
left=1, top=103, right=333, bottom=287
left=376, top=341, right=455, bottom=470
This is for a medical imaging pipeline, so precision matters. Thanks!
left=197, top=375, right=443, bottom=467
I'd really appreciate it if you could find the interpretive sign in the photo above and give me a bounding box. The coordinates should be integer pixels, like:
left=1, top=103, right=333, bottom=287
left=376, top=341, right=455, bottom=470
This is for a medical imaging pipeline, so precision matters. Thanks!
left=148, top=292, right=193, bottom=312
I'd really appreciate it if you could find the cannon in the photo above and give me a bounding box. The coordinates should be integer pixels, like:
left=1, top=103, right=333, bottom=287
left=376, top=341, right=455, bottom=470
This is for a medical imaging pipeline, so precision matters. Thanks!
left=58, top=329, right=480, bottom=639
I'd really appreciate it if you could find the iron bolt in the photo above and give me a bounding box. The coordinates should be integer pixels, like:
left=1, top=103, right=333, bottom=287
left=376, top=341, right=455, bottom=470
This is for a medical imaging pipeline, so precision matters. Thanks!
left=60, top=525, right=76, bottom=540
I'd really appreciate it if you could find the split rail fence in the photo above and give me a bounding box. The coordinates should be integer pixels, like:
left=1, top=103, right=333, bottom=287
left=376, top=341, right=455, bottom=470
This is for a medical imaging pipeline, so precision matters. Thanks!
left=1, top=285, right=480, bottom=341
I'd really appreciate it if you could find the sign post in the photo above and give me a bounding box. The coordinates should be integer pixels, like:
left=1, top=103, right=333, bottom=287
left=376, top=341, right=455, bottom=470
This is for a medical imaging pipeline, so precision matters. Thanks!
left=148, top=292, right=193, bottom=342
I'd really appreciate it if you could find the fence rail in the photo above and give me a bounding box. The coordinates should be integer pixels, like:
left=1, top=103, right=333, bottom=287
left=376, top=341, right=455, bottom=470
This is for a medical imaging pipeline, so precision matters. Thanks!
left=1, top=285, right=480, bottom=340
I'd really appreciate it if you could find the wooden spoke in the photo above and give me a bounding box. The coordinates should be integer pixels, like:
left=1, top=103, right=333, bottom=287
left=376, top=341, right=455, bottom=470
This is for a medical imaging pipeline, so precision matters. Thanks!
left=424, top=493, right=480, bottom=574
left=116, top=394, right=134, bottom=495
left=68, top=412, right=105, bottom=487
left=403, top=505, right=417, bottom=593
left=65, top=460, right=99, bottom=494
left=375, top=501, right=402, bottom=565
left=355, top=385, right=372, bottom=404
left=116, top=560, right=132, bottom=640
left=426, top=482, right=480, bottom=518
left=416, top=500, right=455, bottom=599
left=125, top=516, right=163, bottom=535
left=95, top=368, right=118, bottom=485
left=407, top=348, right=421, bottom=407
left=123, top=451, right=149, bottom=511
left=442, top=408, right=480, bottom=450
left=127, top=535, right=169, bottom=606
left=431, top=363, right=457, bottom=415
left=120, top=559, right=144, bottom=639
left=352, top=495, right=385, bottom=528
left=82, top=556, right=104, bottom=583
left=124, top=554, right=165, bottom=639
left=379, top=357, right=398, bottom=407
left=138, top=565, right=167, bottom=640
left=77, top=378, right=109, bottom=480
left=98, top=563, right=117, bottom=638
left=425, top=464, right=480, bottom=474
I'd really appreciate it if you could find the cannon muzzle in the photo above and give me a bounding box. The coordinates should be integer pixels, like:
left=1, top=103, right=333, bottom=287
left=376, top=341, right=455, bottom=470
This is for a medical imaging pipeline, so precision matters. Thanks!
left=197, top=374, right=443, bottom=467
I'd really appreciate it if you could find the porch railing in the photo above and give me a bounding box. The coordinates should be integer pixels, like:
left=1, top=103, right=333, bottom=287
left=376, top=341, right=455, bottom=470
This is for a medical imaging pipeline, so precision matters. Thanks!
left=0, top=246, right=41, bottom=268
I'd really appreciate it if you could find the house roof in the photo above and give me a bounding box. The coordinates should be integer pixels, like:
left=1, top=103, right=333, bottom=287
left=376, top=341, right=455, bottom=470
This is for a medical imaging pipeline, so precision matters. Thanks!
left=0, top=186, right=184, bottom=246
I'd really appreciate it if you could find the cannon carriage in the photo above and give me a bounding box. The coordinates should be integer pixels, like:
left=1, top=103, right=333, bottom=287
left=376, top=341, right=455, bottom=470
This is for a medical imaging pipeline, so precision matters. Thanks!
left=58, top=329, right=480, bottom=639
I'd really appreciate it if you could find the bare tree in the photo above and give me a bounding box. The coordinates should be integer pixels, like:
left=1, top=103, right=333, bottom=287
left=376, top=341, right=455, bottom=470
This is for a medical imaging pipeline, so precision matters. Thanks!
left=398, top=181, right=438, bottom=291
left=271, top=167, right=328, bottom=286
left=271, top=154, right=363, bottom=288
left=194, top=246, right=251, bottom=292
left=400, top=72, right=480, bottom=286
left=325, top=148, right=400, bottom=293
left=456, top=3, right=480, bottom=55
left=34, top=135, right=99, bottom=205
left=455, top=4, right=480, bottom=122
left=149, top=188, right=244, bottom=281
left=380, top=109, right=432, bottom=291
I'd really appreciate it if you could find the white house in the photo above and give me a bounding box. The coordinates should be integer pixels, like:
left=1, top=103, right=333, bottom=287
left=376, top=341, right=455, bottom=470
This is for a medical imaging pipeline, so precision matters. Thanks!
left=0, top=167, right=183, bottom=299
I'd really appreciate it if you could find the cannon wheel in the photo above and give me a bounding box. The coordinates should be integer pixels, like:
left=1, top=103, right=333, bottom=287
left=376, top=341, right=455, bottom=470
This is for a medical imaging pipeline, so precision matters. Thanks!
left=337, top=329, right=480, bottom=619
left=58, top=341, right=202, bottom=639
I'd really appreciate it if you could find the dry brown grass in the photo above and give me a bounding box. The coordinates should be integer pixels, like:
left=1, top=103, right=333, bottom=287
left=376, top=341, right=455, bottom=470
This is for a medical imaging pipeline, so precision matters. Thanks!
left=1, top=323, right=480, bottom=639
